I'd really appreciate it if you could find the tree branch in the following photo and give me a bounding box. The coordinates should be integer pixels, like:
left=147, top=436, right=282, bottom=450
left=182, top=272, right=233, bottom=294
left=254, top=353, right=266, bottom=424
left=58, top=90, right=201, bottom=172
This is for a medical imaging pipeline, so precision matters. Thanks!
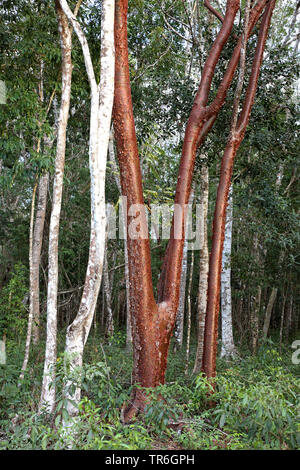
left=204, top=0, right=225, bottom=23
left=59, top=0, right=97, bottom=91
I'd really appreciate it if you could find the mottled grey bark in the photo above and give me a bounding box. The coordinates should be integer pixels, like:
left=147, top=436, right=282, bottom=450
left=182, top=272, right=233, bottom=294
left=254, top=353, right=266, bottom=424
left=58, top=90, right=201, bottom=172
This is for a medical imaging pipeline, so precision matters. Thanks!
left=59, top=0, right=115, bottom=418
left=32, top=172, right=49, bottom=344
left=20, top=171, right=49, bottom=383
left=220, top=184, right=237, bottom=358
left=21, top=67, right=53, bottom=379
left=193, top=162, right=209, bottom=374
left=104, top=248, right=114, bottom=337
left=19, top=181, right=37, bottom=385
left=39, top=2, right=72, bottom=413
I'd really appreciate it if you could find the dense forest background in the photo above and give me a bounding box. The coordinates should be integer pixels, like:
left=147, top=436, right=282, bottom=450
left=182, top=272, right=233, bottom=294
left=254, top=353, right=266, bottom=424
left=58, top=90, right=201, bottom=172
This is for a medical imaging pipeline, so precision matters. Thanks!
left=0, top=0, right=299, bottom=450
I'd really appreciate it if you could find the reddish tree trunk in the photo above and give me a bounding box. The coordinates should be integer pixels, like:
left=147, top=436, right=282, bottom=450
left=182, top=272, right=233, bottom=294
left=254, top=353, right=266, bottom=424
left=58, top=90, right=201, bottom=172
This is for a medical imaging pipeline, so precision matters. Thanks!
left=202, top=0, right=276, bottom=380
left=113, top=0, right=275, bottom=421
left=113, top=0, right=167, bottom=420
left=157, top=0, right=269, bottom=301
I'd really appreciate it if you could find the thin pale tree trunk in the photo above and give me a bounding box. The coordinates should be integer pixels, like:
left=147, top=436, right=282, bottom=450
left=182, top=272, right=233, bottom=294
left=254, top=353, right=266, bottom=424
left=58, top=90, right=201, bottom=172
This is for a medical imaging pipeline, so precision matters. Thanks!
left=64, top=91, right=102, bottom=416
left=21, top=73, right=54, bottom=378
left=174, top=188, right=194, bottom=352
left=39, top=1, right=72, bottom=413
left=220, top=184, right=237, bottom=358
left=193, top=161, right=209, bottom=374
left=31, top=64, right=56, bottom=345
left=104, top=248, right=114, bottom=338
left=19, top=179, right=38, bottom=384
left=59, top=0, right=115, bottom=418
left=0, top=333, right=6, bottom=365
left=32, top=172, right=49, bottom=344
left=108, top=129, right=131, bottom=347
left=20, top=170, right=48, bottom=382
left=173, top=238, right=188, bottom=352
left=31, top=64, right=53, bottom=345
left=185, top=248, right=194, bottom=375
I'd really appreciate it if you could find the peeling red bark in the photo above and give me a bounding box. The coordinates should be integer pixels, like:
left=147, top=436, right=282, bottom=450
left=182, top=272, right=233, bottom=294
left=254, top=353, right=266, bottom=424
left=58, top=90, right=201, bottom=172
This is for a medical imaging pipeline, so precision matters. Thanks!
left=113, top=0, right=276, bottom=421
left=202, top=0, right=276, bottom=381
left=158, top=0, right=240, bottom=303
left=157, top=0, right=268, bottom=302
left=113, top=0, right=168, bottom=420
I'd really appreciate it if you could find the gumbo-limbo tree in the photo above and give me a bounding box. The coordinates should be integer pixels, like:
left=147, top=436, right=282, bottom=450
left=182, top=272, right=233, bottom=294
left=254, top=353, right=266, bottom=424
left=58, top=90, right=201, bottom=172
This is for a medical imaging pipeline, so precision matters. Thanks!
left=113, top=0, right=276, bottom=422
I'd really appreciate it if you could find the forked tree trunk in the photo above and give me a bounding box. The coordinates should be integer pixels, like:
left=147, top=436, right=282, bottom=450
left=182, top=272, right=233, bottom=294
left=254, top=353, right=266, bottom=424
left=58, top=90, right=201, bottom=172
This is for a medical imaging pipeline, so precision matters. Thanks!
left=113, top=0, right=273, bottom=421
left=59, top=0, right=115, bottom=418
left=113, top=0, right=248, bottom=421
left=21, top=83, right=53, bottom=380
left=220, top=184, right=237, bottom=358
left=202, top=0, right=276, bottom=380
left=113, top=0, right=275, bottom=420
left=64, top=91, right=103, bottom=417
left=39, top=1, right=72, bottom=413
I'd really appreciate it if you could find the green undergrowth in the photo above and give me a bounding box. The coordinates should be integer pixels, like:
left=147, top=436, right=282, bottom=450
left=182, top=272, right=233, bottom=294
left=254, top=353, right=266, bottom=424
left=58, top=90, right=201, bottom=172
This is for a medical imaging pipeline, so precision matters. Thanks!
left=0, top=331, right=299, bottom=450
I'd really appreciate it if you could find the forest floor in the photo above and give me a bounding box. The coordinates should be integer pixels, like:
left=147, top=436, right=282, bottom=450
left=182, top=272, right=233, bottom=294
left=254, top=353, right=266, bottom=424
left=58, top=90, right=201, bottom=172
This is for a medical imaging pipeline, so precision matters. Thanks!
left=0, top=329, right=299, bottom=450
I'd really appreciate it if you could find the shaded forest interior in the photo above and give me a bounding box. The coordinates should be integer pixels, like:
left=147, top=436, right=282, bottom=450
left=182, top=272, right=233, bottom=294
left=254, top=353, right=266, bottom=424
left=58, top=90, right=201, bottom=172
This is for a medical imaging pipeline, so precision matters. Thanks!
left=0, top=0, right=299, bottom=451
